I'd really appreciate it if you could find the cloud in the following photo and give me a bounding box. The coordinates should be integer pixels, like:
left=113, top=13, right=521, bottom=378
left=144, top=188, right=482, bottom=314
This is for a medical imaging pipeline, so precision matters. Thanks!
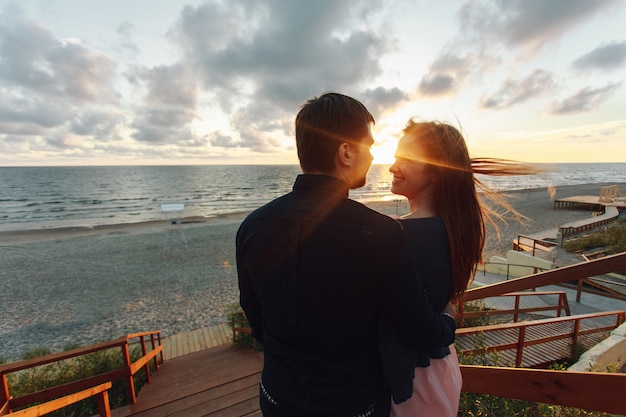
left=0, top=93, right=70, bottom=129
left=209, top=131, right=238, bottom=148
left=479, top=69, right=557, bottom=109
left=572, top=40, right=626, bottom=71
left=1, top=0, right=402, bottom=161
left=142, top=64, right=199, bottom=108
left=0, top=4, right=126, bottom=157
left=419, top=53, right=475, bottom=95
left=547, top=82, right=622, bottom=114
left=361, top=87, right=409, bottom=116
left=128, top=63, right=201, bottom=144
left=45, top=133, right=85, bottom=149
left=419, top=0, right=622, bottom=98
left=116, top=22, right=139, bottom=57
left=168, top=0, right=394, bottom=152
left=70, top=110, right=124, bottom=141
left=0, top=9, right=118, bottom=102
left=458, top=0, right=621, bottom=50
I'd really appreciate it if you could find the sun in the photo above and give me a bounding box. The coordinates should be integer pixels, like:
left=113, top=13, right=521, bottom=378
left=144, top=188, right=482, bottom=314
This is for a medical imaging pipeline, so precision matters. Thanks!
left=370, top=109, right=409, bottom=165
left=372, top=141, right=397, bottom=164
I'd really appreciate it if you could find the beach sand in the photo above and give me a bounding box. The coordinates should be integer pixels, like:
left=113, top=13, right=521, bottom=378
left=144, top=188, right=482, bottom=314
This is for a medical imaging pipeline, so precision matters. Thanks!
left=1, top=182, right=624, bottom=362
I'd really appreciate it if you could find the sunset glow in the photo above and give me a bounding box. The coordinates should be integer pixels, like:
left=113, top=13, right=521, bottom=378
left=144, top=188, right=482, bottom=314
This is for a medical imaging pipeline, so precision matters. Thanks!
left=1, top=0, right=625, bottom=166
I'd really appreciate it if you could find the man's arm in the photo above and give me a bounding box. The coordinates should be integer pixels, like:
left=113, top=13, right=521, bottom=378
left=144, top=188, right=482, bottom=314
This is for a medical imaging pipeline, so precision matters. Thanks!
left=384, top=224, right=456, bottom=349
left=235, top=222, right=264, bottom=344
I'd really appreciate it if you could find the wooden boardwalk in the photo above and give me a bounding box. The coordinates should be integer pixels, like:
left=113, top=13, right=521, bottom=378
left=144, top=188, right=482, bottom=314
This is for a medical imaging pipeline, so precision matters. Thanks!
left=161, top=323, right=232, bottom=359
left=117, top=316, right=617, bottom=416
left=512, top=193, right=624, bottom=246
left=112, top=343, right=263, bottom=417
left=109, top=284, right=622, bottom=417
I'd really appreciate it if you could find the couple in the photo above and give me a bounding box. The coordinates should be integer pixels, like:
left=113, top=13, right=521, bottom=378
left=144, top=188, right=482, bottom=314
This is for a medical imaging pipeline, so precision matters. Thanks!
left=236, top=92, right=519, bottom=417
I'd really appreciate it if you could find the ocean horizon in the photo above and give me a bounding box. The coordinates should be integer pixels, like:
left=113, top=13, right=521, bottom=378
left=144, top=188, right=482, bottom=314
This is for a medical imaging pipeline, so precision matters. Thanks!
left=2, top=162, right=626, bottom=233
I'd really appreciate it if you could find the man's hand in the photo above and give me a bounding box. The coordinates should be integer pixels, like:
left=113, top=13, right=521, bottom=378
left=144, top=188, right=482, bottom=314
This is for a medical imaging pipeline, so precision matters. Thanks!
left=443, top=303, right=456, bottom=319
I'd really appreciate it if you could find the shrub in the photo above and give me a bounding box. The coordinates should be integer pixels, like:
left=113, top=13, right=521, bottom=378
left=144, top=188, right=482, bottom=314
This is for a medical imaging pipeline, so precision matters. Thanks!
left=226, top=303, right=263, bottom=351
left=457, top=299, right=498, bottom=328
left=564, top=222, right=626, bottom=255
left=7, top=345, right=153, bottom=416
left=21, top=346, right=53, bottom=360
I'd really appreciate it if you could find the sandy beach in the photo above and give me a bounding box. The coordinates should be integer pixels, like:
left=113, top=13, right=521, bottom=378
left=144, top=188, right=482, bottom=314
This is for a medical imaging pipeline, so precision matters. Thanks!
left=1, top=182, right=624, bottom=362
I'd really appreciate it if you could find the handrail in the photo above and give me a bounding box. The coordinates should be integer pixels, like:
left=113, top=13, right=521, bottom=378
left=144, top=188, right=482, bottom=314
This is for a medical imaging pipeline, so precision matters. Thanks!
left=461, top=252, right=626, bottom=302
left=455, top=251, right=626, bottom=414
left=456, top=310, right=625, bottom=367
left=460, top=365, right=626, bottom=415
left=0, top=338, right=127, bottom=374
left=0, top=330, right=163, bottom=415
left=6, top=382, right=113, bottom=417
left=513, top=234, right=558, bottom=255
left=457, top=310, right=623, bottom=335
left=456, top=291, right=570, bottom=328
left=477, top=261, right=550, bottom=280
left=570, top=277, right=626, bottom=303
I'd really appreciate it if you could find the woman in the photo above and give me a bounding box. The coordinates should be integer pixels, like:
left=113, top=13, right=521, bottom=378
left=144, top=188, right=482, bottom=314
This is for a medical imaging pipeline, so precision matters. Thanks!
left=388, top=119, right=533, bottom=416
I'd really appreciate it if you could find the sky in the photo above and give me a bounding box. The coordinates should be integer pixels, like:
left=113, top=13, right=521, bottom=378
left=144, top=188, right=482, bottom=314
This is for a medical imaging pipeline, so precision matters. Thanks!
left=1, top=0, right=625, bottom=166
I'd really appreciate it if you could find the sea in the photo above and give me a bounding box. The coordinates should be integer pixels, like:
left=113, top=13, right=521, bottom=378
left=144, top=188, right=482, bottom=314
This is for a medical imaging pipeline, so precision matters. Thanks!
left=1, top=163, right=626, bottom=233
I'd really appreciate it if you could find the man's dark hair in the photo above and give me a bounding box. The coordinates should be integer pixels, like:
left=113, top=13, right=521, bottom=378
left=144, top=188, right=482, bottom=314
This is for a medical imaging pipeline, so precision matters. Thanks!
left=295, top=92, right=375, bottom=172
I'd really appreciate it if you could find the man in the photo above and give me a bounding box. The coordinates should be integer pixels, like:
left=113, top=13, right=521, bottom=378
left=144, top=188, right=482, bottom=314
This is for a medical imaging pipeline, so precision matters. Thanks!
left=236, top=92, right=455, bottom=417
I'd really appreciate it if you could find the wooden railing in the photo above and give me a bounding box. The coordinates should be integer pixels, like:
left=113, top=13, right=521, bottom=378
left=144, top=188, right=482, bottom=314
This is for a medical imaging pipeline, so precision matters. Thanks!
left=569, top=276, right=626, bottom=303
left=477, top=261, right=550, bottom=280
left=456, top=310, right=624, bottom=367
left=559, top=206, right=619, bottom=238
left=513, top=234, right=558, bottom=255
left=460, top=365, right=626, bottom=415
left=461, top=252, right=626, bottom=302
left=456, top=290, right=571, bottom=328
left=0, top=331, right=162, bottom=416
left=457, top=252, right=626, bottom=415
left=1, top=382, right=113, bottom=417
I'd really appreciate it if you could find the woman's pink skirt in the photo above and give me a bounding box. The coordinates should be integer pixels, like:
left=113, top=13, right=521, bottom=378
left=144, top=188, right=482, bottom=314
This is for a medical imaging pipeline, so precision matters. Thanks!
left=390, top=345, right=462, bottom=417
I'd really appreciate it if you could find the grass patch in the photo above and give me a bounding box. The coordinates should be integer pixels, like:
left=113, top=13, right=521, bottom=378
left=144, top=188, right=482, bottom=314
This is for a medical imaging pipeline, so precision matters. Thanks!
left=564, top=218, right=626, bottom=255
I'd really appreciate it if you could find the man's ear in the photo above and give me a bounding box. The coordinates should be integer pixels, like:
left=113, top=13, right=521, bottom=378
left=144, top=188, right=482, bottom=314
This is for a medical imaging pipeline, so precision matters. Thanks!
left=337, top=142, right=352, bottom=167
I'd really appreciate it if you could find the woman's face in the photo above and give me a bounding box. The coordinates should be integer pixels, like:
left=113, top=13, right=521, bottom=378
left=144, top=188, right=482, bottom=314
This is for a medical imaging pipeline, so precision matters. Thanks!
left=389, top=134, right=434, bottom=200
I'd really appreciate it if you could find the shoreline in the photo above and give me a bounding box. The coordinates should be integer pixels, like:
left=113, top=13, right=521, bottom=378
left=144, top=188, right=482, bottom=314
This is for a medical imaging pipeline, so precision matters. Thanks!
left=1, top=182, right=624, bottom=362
left=2, top=182, right=623, bottom=239
left=2, top=182, right=623, bottom=249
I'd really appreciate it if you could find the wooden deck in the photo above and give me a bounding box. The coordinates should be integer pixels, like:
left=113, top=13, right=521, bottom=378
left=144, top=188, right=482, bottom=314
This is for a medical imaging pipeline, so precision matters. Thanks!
left=553, top=195, right=626, bottom=210
left=110, top=311, right=621, bottom=416
left=512, top=194, right=625, bottom=245
left=112, top=343, right=263, bottom=417
left=161, top=323, right=232, bottom=359
left=109, top=263, right=625, bottom=417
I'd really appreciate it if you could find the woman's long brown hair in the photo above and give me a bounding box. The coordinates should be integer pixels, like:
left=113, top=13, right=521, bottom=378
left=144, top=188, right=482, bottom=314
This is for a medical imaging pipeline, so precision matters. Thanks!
left=401, top=120, right=536, bottom=301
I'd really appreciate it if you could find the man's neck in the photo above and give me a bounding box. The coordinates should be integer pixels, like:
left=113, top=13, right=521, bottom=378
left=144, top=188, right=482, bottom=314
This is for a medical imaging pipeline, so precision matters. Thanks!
left=303, top=169, right=348, bottom=184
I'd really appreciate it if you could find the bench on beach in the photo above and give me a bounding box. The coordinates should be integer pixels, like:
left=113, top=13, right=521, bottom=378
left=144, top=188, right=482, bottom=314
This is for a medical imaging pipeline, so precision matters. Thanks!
left=599, top=185, right=625, bottom=203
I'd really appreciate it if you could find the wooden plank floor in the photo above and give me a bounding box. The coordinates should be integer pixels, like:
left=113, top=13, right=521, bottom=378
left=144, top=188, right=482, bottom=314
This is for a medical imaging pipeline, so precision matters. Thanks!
left=112, top=343, right=264, bottom=417
left=161, top=323, right=232, bottom=359
left=113, top=312, right=619, bottom=416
